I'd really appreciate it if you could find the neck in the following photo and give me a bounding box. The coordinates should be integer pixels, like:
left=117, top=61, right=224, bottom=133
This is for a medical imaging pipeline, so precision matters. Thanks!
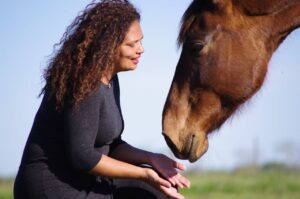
left=271, top=2, right=300, bottom=50
left=237, top=0, right=297, bottom=15
left=101, top=68, right=117, bottom=85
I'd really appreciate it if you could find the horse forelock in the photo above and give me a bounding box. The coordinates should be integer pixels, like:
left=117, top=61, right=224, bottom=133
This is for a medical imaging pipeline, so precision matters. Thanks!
left=178, top=0, right=216, bottom=46
left=177, top=0, right=230, bottom=46
left=178, top=1, right=200, bottom=46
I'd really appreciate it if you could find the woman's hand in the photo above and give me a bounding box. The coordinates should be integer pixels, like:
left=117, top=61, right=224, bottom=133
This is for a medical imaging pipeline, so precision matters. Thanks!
left=148, top=153, right=190, bottom=189
left=142, top=168, right=185, bottom=199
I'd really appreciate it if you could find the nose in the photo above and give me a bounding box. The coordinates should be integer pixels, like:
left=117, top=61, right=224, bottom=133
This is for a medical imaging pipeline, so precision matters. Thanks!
left=137, top=42, right=144, bottom=55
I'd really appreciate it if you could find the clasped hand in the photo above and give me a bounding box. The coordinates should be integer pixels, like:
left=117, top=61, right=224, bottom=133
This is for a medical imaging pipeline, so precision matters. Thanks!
left=143, top=153, right=190, bottom=199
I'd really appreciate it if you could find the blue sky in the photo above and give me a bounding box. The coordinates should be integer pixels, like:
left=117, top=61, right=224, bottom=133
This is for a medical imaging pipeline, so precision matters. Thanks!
left=1, top=0, right=300, bottom=177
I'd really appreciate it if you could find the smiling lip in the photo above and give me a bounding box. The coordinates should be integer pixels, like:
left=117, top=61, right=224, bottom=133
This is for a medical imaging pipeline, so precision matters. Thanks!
left=132, top=56, right=140, bottom=65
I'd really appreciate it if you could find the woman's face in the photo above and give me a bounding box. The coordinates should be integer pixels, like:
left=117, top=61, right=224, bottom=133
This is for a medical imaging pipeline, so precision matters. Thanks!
left=114, top=20, right=144, bottom=72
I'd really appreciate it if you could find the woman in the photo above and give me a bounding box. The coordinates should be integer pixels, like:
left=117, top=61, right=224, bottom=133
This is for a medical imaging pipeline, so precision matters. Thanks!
left=14, top=0, right=190, bottom=199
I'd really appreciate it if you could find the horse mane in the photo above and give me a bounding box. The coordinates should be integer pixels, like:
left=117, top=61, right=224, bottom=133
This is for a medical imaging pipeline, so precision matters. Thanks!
left=234, top=0, right=297, bottom=16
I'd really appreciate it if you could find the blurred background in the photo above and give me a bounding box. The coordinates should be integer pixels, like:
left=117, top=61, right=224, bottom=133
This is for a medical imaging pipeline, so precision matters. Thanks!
left=1, top=1, right=300, bottom=198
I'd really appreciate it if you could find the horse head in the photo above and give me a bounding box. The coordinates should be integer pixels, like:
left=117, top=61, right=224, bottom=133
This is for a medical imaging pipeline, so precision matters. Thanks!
left=162, top=0, right=300, bottom=162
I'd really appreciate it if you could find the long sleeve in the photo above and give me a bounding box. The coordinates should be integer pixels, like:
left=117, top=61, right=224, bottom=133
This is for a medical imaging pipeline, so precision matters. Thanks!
left=63, top=90, right=103, bottom=172
left=109, top=135, right=127, bottom=154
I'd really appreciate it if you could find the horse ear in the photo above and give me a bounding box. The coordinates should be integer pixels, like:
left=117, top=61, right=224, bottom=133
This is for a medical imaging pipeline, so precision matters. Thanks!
left=211, top=0, right=233, bottom=14
left=212, top=0, right=226, bottom=5
left=192, top=0, right=231, bottom=10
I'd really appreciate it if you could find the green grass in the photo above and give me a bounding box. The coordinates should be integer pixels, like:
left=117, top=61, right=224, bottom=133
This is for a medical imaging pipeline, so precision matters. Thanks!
left=0, top=178, right=14, bottom=199
left=180, top=168, right=300, bottom=199
left=2, top=167, right=300, bottom=199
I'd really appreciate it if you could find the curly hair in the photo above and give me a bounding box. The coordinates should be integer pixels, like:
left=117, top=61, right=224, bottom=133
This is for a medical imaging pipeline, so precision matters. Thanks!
left=41, top=0, right=140, bottom=111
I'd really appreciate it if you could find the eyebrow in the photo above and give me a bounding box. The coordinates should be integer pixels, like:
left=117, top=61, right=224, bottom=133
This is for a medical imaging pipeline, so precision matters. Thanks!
left=127, top=36, right=144, bottom=43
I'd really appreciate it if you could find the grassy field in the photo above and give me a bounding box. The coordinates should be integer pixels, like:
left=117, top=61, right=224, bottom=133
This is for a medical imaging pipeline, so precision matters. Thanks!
left=180, top=167, right=300, bottom=199
left=0, top=178, right=14, bottom=199
left=1, top=166, right=300, bottom=199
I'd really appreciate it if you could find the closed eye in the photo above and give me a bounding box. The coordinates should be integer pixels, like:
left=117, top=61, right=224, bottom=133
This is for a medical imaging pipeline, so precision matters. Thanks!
left=126, top=42, right=135, bottom=47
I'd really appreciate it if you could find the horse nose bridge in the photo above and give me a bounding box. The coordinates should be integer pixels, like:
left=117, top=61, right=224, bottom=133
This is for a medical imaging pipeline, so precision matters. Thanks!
left=163, top=83, right=191, bottom=115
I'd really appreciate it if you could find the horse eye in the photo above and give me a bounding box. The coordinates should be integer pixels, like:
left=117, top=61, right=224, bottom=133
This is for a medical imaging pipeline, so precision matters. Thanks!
left=191, top=42, right=204, bottom=51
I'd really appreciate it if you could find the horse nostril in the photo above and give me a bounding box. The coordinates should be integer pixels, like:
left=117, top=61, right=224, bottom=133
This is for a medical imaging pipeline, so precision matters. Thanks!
left=188, top=134, right=196, bottom=156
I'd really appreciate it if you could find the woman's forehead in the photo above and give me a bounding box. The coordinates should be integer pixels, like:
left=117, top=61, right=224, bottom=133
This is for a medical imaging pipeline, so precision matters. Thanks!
left=124, top=21, right=143, bottom=42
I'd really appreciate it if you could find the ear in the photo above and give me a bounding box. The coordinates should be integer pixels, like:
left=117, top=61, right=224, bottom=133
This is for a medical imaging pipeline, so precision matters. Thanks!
left=212, top=0, right=229, bottom=6
left=211, top=0, right=233, bottom=14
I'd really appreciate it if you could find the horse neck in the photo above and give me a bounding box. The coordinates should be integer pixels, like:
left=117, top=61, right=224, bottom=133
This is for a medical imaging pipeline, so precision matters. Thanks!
left=269, top=1, right=300, bottom=51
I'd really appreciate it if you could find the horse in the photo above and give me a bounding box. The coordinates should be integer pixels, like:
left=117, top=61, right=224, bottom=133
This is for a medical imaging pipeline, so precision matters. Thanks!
left=162, top=0, right=300, bottom=162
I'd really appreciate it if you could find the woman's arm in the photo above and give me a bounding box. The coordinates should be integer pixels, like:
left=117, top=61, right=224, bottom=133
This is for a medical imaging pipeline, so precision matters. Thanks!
left=109, top=143, right=190, bottom=189
left=89, top=154, right=157, bottom=181
left=109, top=142, right=153, bottom=165
left=89, top=154, right=185, bottom=199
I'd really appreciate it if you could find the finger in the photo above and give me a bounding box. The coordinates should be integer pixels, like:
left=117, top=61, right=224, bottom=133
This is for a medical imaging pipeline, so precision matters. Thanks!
left=171, top=173, right=190, bottom=189
left=157, top=176, right=172, bottom=188
left=166, top=176, right=177, bottom=187
left=177, top=174, right=191, bottom=188
left=161, top=186, right=185, bottom=199
left=172, top=175, right=184, bottom=189
left=177, top=180, right=185, bottom=189
left=159, top=170, right=177, bottom=187
left=182, top=178, right=191, bottom=188
left=174, top=161, right=186, bottom=171
left=167, top=187, right=184, bottom=199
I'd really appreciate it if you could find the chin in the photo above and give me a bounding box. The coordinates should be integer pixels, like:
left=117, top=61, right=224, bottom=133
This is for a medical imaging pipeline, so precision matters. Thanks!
left=128, top=65, right=137, bottom=71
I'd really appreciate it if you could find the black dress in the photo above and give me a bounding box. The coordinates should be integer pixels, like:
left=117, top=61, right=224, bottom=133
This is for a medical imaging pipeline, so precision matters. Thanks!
left=14, top=76, right=168, bottom=199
